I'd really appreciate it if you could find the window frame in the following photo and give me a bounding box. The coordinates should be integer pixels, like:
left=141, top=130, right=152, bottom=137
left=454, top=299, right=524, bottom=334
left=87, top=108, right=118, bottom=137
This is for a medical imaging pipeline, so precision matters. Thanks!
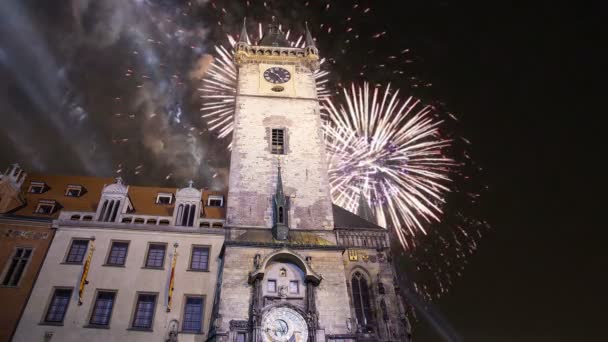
left=289, top=280, right=299, bottom=294
left=188, top=245, right=211, bottom=272
left=351, top=271, right=375, bottom=329
left=206, top=195, right=224, bottom=207
left=1, top=246, right=34, bottom=287
left=63, top=238, right=90, bottom=265
left=28, top=181, right=46, bottom=194
left=130, top=292, right=158, bottom=331
left=65, top=184, right=83, bottom=197
left=270, top=128, right=286, bottom=155
left=104, top=240, right=130, bottom=267
left=143, top=243, right=167, bottom=269
left=156, top=193, right=173, bottom=205
left=35, top=199, right=57, bottom=215
left=86, top=289, right=117, bottom=328
left=41, top=287, right=73, bottom=325
left=267, top=279, right=277, bottom=293
left=180, top=295, right=205, bottom=334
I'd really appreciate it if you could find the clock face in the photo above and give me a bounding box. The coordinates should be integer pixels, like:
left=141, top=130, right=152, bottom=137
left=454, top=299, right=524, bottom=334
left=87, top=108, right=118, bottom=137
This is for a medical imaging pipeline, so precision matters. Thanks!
left=262, top=307, right=308, bottom=342
left=263, top=67, right=291, bottom=84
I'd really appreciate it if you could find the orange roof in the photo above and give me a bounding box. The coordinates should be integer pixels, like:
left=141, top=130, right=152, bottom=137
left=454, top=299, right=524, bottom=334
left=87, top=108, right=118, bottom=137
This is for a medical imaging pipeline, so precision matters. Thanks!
left=15, top=174, right=112, bottom=218
left=14, top=173, right=226, bottom=220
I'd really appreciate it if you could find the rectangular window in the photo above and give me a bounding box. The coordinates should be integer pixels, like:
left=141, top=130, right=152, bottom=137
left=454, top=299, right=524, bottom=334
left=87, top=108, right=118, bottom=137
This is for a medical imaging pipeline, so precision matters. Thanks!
left=156, top=193, right=173, bottom=204
left=65, top=239, right=89, bottom=264
left=65, top=184, right=83, bottom=197
left=28, top=181, right=45, bottom=194
left=145, top=244, right=166, bottom=268
left=182, top=296, right=204, bottom=333
left=189, top=246, right=209, bottom=271
left=44, top=288, right=72, bottom=323
left=271, top=128, right=285, bottom=154
left=89, top=291, right=116, bottom=326
left=2, top=247, right=32, bottom=286
left=289, top=280, right=299, bottom=294
left=267, top=280, right=276, bottom=293
left=237, top=332, right=247, bottom=342
left=206, top=195, right=224, bottom=207
left=132, top=293, right=156, bottom=329
left=35, top=200, right=57, bottom=215
left=106, top=241, right=129, bottom=266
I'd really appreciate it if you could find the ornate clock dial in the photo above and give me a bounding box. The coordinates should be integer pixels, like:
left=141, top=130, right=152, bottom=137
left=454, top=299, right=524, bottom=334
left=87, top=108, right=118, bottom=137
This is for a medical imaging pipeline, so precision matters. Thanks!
left=264, top=67, right=291, bottom=84
left=262, top=307, right=308, bottom=342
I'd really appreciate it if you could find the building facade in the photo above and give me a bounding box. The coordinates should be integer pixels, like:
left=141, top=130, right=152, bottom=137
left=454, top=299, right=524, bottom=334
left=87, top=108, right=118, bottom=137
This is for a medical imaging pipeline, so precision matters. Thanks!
left=9, top=23, right=411, bottom=342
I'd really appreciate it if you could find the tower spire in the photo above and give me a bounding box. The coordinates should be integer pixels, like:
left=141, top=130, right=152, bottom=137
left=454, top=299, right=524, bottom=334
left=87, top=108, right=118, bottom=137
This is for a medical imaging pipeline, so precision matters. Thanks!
left=273, top=161, right=288, bottom=240
left=357, top=189, right=375, bottom=223
left=260, top=16, right=289, bottom=47
left=239, top=18, right=249, bottom=44
left=305, top=21, right=316, bottom=48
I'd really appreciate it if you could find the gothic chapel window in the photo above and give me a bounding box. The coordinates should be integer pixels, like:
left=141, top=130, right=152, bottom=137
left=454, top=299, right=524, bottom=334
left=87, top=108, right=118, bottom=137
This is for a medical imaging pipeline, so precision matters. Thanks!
left=352, top=271, right=374, bottom=329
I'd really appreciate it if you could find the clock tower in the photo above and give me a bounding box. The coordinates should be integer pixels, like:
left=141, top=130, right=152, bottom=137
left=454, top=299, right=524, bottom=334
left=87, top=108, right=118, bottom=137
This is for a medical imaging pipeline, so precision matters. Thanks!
left=225, top=19, right=334, bottom=232
left=212, top=20, right=412, bottom=342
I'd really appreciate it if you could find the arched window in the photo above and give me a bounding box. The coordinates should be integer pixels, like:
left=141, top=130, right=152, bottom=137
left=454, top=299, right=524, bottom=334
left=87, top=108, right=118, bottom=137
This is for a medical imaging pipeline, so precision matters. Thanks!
left=176, top=204, right=184, bottom=225
left=187, top=204, right=196, bottom=227
left=98, top=200, right=108, bottom=221
left=352, top=271, right=374, bottom=329
left=110, top=200, right=121, bottom=222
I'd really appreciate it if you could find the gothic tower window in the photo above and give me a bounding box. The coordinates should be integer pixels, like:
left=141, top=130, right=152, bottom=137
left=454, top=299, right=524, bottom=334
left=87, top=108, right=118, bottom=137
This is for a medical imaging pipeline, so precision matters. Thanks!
left=271, top=128, right=285, bottom=154
left=352, top=271, right=374, bottom=330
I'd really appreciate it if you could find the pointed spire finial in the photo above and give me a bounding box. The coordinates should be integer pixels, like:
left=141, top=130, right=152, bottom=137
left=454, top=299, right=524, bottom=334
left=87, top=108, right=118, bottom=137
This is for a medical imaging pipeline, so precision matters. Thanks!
left=305, top=21, right=316, bottom=48
left=275, top=160, right=284, bottom=200
left=239, top=17, right=249, bottom=44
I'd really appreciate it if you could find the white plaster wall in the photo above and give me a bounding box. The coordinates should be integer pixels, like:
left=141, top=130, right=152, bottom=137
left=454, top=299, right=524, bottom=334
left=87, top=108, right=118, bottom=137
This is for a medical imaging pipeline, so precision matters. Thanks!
left=13, top=226, right=224, bottom=342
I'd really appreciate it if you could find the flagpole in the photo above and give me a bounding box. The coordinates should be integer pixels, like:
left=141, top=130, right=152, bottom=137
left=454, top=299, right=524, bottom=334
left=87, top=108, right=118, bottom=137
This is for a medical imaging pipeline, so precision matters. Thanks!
left=167, top=242, right=178, bottom=312
left=78, top=236, right=95, bottom=305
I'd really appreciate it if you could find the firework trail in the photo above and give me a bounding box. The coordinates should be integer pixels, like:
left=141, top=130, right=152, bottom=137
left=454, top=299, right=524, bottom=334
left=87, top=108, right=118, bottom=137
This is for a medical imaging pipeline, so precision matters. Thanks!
left=199, top=21, right=330, bottom=141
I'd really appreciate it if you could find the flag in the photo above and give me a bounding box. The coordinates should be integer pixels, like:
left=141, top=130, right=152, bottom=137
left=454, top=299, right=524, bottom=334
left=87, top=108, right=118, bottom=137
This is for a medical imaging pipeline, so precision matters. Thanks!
left=78, top=239, right=95, bottom=305
left=167, top=245, right=178, bottom=312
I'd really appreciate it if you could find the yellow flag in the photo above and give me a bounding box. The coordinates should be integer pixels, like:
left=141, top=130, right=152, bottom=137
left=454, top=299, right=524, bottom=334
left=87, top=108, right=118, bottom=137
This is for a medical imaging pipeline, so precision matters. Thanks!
left=78, top=239, right=95, bottom=305
left=167, top=245, right=178, bottom=312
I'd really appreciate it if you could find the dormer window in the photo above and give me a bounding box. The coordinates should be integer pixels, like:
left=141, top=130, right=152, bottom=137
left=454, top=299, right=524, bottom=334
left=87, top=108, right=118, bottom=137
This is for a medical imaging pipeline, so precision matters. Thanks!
left=65, top=184, right=83, bottom=197
left=156, top=193, right=173, bottom=205
left=28, top=182, right=46, bottom=194
left=35, top=200, right=57, bottom=214
left=207, top=195, right=223, bottom=207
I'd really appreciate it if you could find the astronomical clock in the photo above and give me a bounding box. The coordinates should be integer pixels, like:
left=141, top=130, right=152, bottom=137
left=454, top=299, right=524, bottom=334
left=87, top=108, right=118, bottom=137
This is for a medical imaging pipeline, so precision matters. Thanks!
left=261, top=307, right=308, bottom=342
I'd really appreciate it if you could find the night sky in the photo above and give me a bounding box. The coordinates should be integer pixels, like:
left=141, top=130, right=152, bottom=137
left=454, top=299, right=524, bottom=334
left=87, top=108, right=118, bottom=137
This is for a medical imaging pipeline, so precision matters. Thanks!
left=0, top=1, right=602, bottom=341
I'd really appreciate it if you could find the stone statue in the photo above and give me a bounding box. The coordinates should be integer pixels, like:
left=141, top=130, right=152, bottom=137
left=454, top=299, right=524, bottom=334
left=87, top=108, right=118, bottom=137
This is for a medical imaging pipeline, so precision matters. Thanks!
left=254, top=254, right=261, bottom=269
left=278, top=285, right=288, bottom=298
left=166, top=319, right=179, bottom=342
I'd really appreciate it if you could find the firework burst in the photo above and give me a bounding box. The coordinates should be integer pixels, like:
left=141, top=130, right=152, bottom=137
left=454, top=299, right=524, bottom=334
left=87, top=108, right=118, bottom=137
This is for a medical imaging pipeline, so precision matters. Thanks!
left=199, top=23, right=330, bottom=141
left=323, top=82, right=456, bottom=248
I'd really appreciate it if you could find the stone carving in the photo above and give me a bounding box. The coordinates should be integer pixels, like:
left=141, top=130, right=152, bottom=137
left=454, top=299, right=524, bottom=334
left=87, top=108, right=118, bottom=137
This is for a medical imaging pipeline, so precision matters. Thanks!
left=254, top=254, right=261, bottom=269
left=4, top=229, right=49, bottom=240
left=377, top=252, right=387, bottom=263
left=166, top=319, right=179, bottom=342
left=229, top=320, right=250, bottom=330
left=305, top=256, right=312, bottom=266
left=278, top=285, right=288, bottom=298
